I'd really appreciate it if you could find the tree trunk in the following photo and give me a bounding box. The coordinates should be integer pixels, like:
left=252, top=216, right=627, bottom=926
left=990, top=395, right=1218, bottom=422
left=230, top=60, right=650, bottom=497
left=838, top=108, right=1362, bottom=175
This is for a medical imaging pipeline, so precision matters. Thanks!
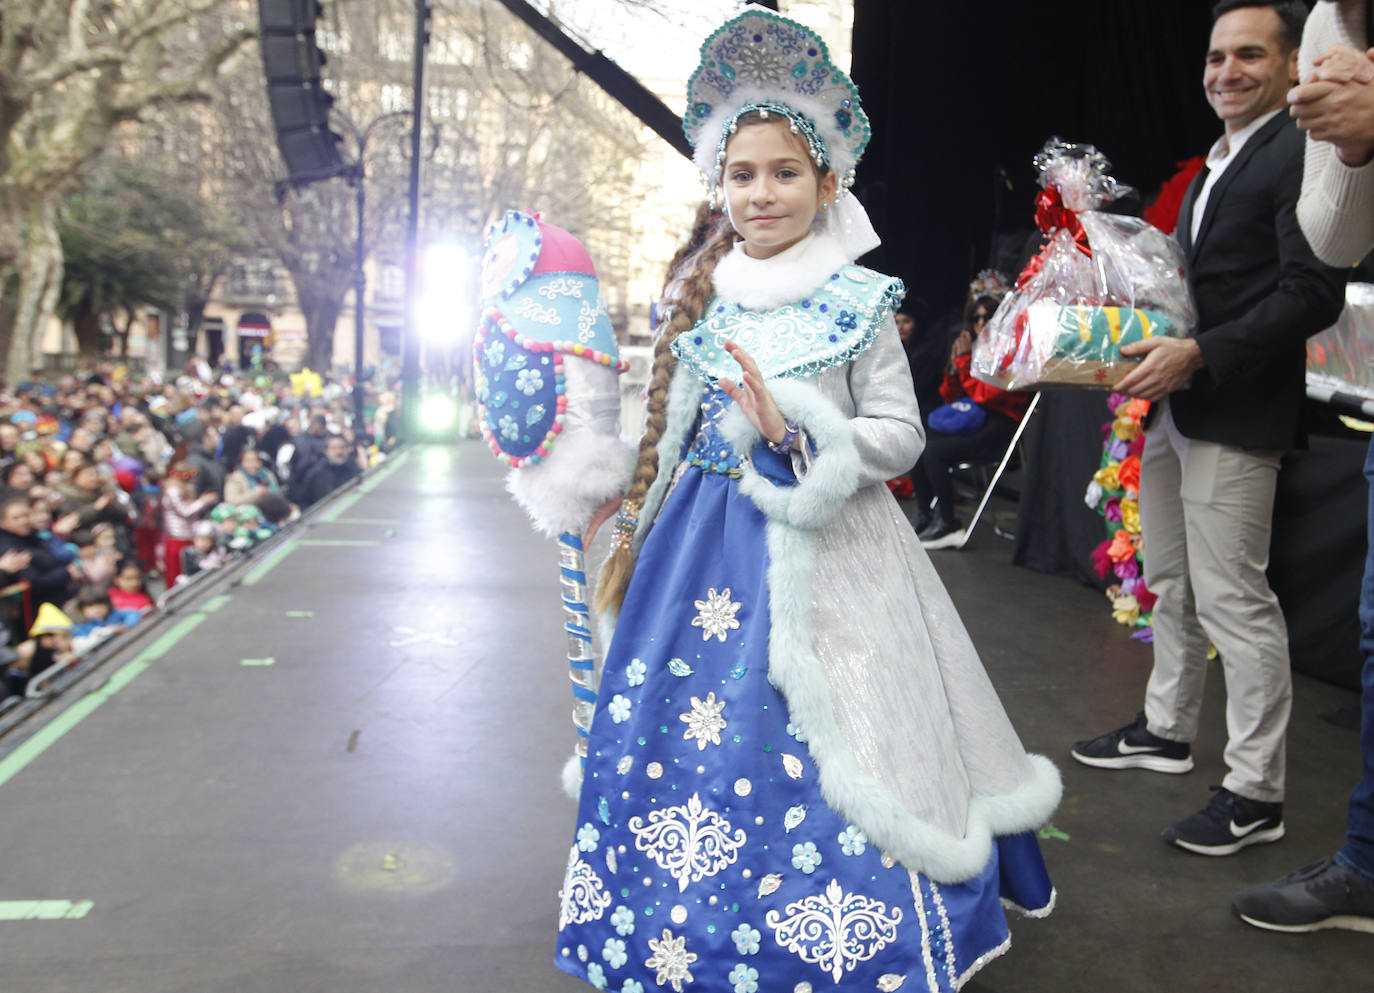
left=304, top=295, right=342, bottom=373
left=3, top=198, right=63, bottom=379
left=70, top=306, right=104, bottom=359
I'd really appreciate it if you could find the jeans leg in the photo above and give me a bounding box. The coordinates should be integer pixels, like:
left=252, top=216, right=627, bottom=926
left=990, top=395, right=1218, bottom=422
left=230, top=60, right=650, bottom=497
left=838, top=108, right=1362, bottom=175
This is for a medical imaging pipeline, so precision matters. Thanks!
left=1340, top=436, right=1374, bottom=876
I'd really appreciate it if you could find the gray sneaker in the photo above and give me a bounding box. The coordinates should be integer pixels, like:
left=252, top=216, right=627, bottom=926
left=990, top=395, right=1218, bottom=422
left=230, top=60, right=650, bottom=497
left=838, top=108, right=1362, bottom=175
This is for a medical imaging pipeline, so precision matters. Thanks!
left=1233, top=856, right=1374, bottom=933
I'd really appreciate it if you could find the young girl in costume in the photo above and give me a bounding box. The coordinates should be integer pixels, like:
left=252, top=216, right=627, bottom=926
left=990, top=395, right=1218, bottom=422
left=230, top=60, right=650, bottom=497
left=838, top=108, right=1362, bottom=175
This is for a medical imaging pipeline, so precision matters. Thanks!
left=556, top=12, right=1058, bottom=992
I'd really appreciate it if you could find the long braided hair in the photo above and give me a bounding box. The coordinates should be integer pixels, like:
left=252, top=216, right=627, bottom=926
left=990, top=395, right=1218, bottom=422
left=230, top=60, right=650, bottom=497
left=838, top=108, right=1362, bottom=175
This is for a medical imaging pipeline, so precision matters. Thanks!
left=594, top=218, right=739, bottom=614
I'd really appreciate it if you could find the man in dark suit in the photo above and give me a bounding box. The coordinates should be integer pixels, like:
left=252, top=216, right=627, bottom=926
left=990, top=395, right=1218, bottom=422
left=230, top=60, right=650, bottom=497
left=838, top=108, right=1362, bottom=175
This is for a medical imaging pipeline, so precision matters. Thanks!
left=1071, top=0, right=1347, bottom=856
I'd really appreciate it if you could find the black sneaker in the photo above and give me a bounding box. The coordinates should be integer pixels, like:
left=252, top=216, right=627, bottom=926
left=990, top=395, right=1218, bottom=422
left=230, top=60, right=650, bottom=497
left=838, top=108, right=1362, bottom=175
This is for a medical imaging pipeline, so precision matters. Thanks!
left=1162, top=786, right=1284, bottom=856
left=919, top=518, right=965, bottom=550
left=1069, top=712, right=1194, bottom=773
left=1233, top=856, right=1374, bottom=933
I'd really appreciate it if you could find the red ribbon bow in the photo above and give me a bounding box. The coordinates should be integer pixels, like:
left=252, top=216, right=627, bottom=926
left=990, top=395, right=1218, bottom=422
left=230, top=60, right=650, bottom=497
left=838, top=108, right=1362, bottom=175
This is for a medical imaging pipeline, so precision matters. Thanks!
left=1014, top=186, right=1093, bottom=289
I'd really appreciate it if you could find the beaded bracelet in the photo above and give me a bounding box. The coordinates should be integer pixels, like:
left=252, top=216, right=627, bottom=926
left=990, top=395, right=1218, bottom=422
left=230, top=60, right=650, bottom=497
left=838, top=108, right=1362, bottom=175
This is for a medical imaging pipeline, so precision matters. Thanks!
left=609, top=500, right=642, bottom=551
left=766, top=420, right=800, bottom=455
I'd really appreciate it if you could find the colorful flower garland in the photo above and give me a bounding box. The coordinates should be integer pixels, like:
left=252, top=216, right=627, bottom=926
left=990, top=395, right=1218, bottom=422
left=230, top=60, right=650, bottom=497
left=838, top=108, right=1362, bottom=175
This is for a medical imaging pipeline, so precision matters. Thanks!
left=1085, top=392, right=1156, bottom=641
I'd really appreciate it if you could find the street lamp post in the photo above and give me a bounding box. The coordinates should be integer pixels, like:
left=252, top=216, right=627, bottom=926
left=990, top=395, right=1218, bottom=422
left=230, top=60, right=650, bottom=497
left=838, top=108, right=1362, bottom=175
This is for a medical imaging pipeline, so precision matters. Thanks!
left=333, top=108, right=410, bottom=442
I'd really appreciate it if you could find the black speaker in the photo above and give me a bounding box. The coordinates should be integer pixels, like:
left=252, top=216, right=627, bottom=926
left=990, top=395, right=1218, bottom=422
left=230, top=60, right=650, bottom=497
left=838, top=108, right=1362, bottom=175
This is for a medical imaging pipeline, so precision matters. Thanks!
left=257, top=0, right=346, bottom=184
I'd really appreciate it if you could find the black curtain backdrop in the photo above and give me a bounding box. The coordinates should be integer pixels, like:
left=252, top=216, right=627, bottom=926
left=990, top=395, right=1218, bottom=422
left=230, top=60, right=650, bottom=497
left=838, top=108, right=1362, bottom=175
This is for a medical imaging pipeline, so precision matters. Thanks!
left=851, top=0, right=1217, bottom=316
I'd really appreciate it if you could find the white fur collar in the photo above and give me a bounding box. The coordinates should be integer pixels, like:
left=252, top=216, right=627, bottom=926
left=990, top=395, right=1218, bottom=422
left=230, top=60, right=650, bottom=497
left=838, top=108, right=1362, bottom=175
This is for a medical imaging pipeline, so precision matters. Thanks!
left=711, top=234, right=848, bottom=310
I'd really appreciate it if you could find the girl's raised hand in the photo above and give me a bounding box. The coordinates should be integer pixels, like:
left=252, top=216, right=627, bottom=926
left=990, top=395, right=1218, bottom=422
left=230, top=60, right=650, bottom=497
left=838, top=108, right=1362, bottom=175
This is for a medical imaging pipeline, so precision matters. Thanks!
left=719, top=340, right=788, bottom=444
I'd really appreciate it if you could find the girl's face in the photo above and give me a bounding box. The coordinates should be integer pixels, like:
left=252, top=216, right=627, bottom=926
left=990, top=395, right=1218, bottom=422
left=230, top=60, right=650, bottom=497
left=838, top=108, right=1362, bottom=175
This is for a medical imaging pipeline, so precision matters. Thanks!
left=23, top=450, right=47, bottom=475
left=193, top=533, right=214, bottom=553
left=722, top=119, right=835, bottom=260
left=6, top=463, right=34, bottom=491
left=60, top=450, right=83, bottom=473
left=114, top=565, right=142, bottom=592
left=73, top=465, right=100, bottom=490
left=240, top=450, right=261, bottom=474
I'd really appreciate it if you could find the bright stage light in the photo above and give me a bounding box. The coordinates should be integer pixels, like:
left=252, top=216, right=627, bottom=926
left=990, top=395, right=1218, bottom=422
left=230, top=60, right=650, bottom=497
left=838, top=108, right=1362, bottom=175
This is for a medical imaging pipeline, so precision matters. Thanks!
left=417, top=242, right=470, bottom=345
left=420, top=394, right=457, bottom=432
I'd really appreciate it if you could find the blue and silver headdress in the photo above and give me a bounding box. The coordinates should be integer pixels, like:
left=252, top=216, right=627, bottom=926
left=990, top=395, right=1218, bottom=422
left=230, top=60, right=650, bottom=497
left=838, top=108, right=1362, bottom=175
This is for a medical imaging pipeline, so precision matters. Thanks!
left=684, top=10, right=880, bottom=259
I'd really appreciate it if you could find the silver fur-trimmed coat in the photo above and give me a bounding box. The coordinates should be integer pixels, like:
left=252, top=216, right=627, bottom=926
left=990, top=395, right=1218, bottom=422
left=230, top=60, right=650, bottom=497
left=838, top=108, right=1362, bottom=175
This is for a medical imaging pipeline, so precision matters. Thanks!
left=598, top=233, right=1061, bottom=886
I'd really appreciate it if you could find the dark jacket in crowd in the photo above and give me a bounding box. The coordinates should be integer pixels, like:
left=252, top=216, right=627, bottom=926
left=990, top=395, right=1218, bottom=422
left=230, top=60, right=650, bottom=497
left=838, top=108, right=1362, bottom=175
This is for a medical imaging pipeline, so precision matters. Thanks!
left=296, top=459, right=362, bottom=508
left=0, top=527, right=76, bottom=607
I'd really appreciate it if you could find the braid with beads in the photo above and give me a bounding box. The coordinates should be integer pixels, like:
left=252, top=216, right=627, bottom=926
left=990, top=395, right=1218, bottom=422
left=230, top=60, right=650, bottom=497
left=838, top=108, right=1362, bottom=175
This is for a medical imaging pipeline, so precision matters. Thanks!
left=594, top=220, right=739, bottom=614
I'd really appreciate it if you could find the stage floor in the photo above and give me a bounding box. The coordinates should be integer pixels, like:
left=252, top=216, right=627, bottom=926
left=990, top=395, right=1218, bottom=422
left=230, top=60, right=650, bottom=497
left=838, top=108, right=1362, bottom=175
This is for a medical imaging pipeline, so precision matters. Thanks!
left=0, top=442, right=1369, bottom=992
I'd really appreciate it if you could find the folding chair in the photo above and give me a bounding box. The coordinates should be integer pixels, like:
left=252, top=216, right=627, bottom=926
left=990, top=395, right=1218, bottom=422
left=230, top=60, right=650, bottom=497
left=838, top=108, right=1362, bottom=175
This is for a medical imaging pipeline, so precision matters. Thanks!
left=953, top=391, right=1041, bottom=549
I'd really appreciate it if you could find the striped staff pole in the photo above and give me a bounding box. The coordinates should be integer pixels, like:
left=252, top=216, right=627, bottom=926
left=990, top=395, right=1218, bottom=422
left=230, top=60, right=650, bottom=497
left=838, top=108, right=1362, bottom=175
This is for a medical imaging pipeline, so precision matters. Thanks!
left=558, top=532, right=597, bottom=766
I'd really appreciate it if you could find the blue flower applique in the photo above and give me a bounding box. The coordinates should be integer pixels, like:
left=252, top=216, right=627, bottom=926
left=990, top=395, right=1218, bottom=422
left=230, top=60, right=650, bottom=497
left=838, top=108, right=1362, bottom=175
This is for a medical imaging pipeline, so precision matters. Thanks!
left=498, top=415, right=519, bottom=441
left=728, top=963, right=760, bottom=993
left=602, top=937, right=628, bottom=969
left=607, top=694, right=632, bottom=724
left=730, top=922, right=761, bottom=955
left=516, top=368, right=544, bottom=396
left=577, top=822, right=601, bottom=852
left=619, top=980, right=645, bottom=993
left=839, top=824, right=868, bottom=856
left=791, top=841, right=822, bottom=874
left=610, top=905, right=635, bottom=936
left=626, top=657, right=647, bottom=687
left=587, top=962, right=607, bottom=989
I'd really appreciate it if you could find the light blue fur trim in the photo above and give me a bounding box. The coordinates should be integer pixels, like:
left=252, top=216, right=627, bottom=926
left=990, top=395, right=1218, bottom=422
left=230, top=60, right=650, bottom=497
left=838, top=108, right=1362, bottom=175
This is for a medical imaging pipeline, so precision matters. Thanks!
left=762, top=508, right=1063, bottom=881
left=728, top=382, right=1062, bottom=882
left=718, top=378, right=860, bottom=531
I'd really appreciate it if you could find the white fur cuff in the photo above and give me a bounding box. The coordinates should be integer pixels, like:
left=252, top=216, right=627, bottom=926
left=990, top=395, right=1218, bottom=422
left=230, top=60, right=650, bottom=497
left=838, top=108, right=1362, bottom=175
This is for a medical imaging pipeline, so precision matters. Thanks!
left=506, top=430, right=635, bottom=538
left=720, top=378, right=859, bottom=530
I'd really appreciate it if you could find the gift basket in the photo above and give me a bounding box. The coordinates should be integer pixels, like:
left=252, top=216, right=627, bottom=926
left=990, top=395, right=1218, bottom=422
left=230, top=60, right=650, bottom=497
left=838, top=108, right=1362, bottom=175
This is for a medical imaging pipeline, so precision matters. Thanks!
left=972, top=138, right=1197, bottom=390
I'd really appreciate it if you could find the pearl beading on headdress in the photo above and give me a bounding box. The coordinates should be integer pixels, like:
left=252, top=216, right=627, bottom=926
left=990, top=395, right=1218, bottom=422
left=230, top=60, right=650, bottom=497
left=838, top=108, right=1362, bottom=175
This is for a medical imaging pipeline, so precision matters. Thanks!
left=684, top=11, right=869, bottom=196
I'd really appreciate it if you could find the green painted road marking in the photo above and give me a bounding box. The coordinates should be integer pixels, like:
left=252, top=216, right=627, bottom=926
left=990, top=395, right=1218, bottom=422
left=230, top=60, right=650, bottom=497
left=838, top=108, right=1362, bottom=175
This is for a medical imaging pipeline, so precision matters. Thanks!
left=0, top=900, right=93, bottom=920
left=357, top=450, right=410, bottom=494
left=315, top=491, right=362, bottom=522
left=201, top=593, right=232, bottom=613
left=285, top=610, right=314, bottom=618
left=1038, top=823, right=1071, bottom=842
left=0, top=613, right=207, bottom=791
left=240, top=657, right=276, bottom=667
left=299, top=539, right=379, bottom=548
left=240, top=539, right=298, bottom=586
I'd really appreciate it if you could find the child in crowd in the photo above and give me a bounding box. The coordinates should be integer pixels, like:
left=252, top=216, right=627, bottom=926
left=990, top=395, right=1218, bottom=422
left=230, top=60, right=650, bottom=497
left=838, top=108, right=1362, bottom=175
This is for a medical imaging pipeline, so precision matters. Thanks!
left=178, top=521, right=224, bottom=582
left=553, top=13, right=1058, bottom=993
left=1, top=602, right=74, bottom=698
left=108, top=559, right=154, bottom=614
left=160, top=461, right=216, bottom=587
left=75, top=523, right=120, bottom=586
left=70, top=584, right=141, bottom=654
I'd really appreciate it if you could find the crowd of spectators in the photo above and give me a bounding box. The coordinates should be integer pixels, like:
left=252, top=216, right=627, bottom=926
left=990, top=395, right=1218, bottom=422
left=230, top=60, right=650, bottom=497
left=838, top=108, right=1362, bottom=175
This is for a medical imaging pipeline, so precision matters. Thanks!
left=0, top=361, right=393, bottom=704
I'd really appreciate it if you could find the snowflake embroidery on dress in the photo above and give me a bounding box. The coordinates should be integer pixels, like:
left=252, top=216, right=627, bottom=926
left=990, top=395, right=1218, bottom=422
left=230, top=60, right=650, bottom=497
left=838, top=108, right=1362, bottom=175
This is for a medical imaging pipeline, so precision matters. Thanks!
left=514, top=297, right=561, bottom=324
left=557, top=844, right=613, bottom=929
left=692, top=587, right=742, bottom=642
left=629, top=792, right=746, bottom=893
left=680, top=692, right=727, bottom=750
left=645, top=929, right=697, bottom=991
left=765, top=879, right=903, bottom=984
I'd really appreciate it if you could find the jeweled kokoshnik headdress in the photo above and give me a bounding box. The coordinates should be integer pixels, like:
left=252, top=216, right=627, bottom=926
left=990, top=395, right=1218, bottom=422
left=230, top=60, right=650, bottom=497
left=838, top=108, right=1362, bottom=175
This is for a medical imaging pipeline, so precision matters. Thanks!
left=684, top=9, right=881, bottom=259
